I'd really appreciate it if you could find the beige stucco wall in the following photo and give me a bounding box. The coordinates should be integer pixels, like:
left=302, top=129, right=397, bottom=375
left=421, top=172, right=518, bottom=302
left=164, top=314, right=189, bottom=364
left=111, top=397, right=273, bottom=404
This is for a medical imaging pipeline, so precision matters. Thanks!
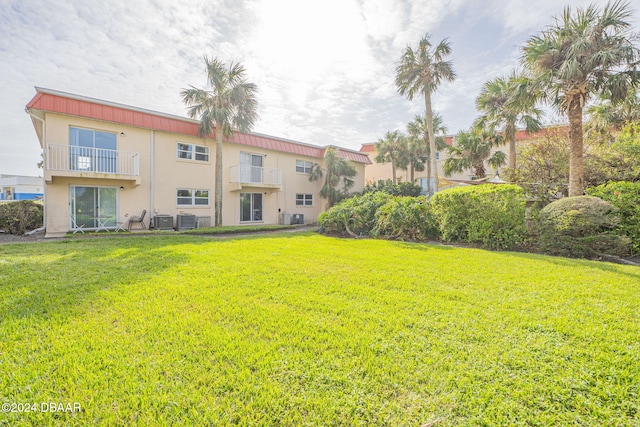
left=40, top=112, right=367, bottom=236
left=152, top=131, right=215, bottom=222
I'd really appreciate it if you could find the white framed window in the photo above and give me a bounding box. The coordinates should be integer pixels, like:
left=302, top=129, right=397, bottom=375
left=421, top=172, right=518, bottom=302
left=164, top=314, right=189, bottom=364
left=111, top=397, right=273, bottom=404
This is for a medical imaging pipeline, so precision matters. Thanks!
left=296, top=160, right=313, bottom=174
left=435, top=151, right=440, bottom=161
left=296, top=194, right=313, bottom=206
left=177, top=189, right=210, bottom=206
left=177, top=142, right=209, bottom=162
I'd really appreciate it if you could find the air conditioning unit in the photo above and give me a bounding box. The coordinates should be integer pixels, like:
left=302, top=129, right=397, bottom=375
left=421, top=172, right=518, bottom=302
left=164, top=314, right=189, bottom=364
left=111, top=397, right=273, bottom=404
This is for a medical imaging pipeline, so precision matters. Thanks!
left=196, top=216, right=211, bottom=228
left=279, top=212, right=291, bottom=225
left=291, top=214, right=304, bottom=225
left=153, top=215, right=173, bottom=230
left=176, top=214, right=196, bottom=230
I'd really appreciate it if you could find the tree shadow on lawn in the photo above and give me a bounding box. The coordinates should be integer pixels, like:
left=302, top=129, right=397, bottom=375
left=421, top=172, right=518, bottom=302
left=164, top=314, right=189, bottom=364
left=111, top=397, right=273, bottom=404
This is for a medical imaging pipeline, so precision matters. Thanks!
left=389, top=239, right=640, bottom=281
left=0, top=238, right=191, bottom=323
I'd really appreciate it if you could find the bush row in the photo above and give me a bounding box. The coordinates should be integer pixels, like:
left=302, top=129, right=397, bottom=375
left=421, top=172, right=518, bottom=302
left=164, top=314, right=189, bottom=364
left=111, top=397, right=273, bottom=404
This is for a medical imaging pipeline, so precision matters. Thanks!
left=0, top=201, right=43, bottom=235
left=319, top=182, right=638, bottom=257
left=319, top=184, right=527, bottom=250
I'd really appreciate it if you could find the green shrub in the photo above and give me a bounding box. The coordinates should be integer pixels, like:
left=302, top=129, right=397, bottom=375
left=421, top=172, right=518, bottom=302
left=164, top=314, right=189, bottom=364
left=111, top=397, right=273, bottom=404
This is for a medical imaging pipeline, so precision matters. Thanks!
left=364, top=179, right=423, bottom=197
left=587, top=181, right=640, bottom=253
left=372, top=196, right=437, bottom=241
left=538, top=196, right=631, bottom=257
left=429, top=184, right=526, bottom=250
left=0, top=201, right=44, bottom=235
left=318, top=191, right=393, bottom=237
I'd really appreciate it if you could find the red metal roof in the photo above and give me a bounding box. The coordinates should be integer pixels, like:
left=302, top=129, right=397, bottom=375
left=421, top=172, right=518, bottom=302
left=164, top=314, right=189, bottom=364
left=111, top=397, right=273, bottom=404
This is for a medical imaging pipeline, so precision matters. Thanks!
left=26, top=88, right=371, bottom=164
left=328, top=147, right=371, bottom=164
left=359, top=143, right=376, bottom=153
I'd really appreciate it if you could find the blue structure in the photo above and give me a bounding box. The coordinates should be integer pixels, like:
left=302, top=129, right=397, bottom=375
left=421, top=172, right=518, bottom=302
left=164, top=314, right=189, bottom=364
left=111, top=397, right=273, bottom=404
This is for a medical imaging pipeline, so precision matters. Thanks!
left=0, top=175, right=44, bottom=201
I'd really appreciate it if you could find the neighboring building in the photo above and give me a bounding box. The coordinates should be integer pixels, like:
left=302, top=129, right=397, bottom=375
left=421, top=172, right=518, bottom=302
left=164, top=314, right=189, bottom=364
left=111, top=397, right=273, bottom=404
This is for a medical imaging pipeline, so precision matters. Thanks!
left=360, top=128, right=566, bottom=193
left=360, top=136, right=454, bottom=194
left=0, top=174, right=44, bottom=200
left=26, top=87, right=370, bottom=237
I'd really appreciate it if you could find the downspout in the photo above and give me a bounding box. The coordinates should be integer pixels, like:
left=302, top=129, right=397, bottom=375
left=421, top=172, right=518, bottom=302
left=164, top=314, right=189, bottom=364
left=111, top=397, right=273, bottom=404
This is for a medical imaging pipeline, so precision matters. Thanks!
left=150, top=130, right=155, bottom=223
left=27, top=109, right=47, bottom=235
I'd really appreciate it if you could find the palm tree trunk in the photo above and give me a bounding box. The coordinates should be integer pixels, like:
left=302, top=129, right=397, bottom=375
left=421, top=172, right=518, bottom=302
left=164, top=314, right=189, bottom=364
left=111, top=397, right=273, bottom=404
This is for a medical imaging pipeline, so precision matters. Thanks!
left=506, top=121, right=517, bottom=170
left=567, top=100, right=584, bottom=197
left=391, top=160, right=397, bottom=185
left=410, top=164, right=415, bottom=183
left=426, top=157, right=432, bottom=195
left=215, top=129, right=223, bottom=226
left=424, top=91, right=438, bottom=195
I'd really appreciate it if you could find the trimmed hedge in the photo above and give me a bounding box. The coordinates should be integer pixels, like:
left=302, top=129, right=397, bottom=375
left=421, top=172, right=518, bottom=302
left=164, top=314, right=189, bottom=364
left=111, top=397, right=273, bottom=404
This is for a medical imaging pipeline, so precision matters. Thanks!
left=364, top=180, right=423, bottom=197
left=318, top=192, right=393, bottom=237
left=429, top=185, right=526, bottom=250
left=0, top=201, right=44, bottom=235
left=319, top=184, right=526, bottom=249
left=538, top=196, right=631, bottom=257
left=587, top=181, right=640, bottom=253
left=372, top=196, right=437, bottom=241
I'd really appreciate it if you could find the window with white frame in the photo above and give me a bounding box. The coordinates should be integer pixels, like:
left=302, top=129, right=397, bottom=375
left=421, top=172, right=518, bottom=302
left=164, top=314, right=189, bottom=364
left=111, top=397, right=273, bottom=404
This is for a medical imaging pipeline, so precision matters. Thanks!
left=296, top=160, right=313, bottom=174
left=436, top=151, right=440, bottom=161
left=177, top=143, right=209, bottom=162
left=176, top=189, right=210, bottom=206
left=296, top=193, right=313, bottom=206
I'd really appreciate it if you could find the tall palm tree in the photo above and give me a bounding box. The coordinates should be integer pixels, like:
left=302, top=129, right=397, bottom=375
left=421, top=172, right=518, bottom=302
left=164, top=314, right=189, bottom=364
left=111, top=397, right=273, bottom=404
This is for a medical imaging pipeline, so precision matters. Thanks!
left=309, top=148, right=357, bottom=208
left=407, top=113, right=448, bottom=186
left=475, top=70, right=543, bottom=171
left=521, top=1, right=640, bottom=197
left=444, top=129, right=506, bottom=179
left=374, top=130, right=408, bottom=184
left=181, top=57, right=258, bottom=226
left=396, top=33, right=456, bottom=195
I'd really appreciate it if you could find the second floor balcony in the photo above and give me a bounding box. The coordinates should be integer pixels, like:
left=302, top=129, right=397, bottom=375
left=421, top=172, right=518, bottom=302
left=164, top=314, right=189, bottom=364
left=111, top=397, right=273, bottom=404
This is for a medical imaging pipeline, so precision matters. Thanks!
left=229, top=164, right=281, bottom=191
left=45, top=144, right=141, bottom=185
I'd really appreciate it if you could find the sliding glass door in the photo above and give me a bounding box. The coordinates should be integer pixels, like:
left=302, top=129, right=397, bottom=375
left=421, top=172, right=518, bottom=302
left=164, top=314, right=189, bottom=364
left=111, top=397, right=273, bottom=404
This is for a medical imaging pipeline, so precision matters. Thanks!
left=240, top=152, right=263, bottom=184
left=70, top=186, right=117, bottom=229
left=240, top=193, right=262, bottom=222
left=69, top=127, right=118, bottom=173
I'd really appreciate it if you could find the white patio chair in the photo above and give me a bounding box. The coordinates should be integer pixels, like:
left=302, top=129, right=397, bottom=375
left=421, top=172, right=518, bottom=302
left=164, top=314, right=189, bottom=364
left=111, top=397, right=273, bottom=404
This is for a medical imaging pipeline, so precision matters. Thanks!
left=70, top=216, right=85, bottom=234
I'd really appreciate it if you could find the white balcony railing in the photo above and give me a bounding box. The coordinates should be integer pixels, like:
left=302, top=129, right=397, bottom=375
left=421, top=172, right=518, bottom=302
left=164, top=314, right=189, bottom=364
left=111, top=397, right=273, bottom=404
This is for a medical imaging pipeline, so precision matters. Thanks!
left=229, top=164, right=281, bottom=186
left=46, top=144, right=140, bottom=176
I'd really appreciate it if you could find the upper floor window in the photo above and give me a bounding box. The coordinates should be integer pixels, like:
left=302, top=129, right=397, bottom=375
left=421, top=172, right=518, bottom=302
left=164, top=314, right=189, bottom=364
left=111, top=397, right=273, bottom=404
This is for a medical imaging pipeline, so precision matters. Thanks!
left=177, top=143, right=209, bottom=162
left=435, top=151, right=440, bottom=161
left=296, top=160, right=313, bottom=174
left=69, top=127, right=117, bottom=173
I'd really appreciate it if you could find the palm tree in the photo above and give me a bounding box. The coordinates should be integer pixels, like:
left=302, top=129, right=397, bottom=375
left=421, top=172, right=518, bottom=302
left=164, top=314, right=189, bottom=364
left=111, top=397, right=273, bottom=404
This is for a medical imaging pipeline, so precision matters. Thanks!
left=395, top=33, right=456, bottom=195
left=374, top=130, right=408, bottom=184
left=521, top=1, right=640, bottom=197
left=309, top=148, right=357, bottom=208
left=444, top=129, right=506, bottom=179
left=181, top=57, right=258, bottom=226
left=475, top=70, right=543, bottom=171
left=407, top=113, right=448, bottom=187
left=588, top=89, right=640, bottom=133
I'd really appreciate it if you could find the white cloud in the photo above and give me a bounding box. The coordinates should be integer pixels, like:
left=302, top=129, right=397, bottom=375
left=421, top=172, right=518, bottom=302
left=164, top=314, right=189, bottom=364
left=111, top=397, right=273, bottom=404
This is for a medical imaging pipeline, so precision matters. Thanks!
left=2, top=0, right=640, bottom=175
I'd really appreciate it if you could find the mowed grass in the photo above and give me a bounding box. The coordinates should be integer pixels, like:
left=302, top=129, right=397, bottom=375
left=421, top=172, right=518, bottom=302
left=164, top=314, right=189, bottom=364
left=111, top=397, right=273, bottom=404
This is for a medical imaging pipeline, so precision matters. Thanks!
left=0, top=233, right=638, bottom=426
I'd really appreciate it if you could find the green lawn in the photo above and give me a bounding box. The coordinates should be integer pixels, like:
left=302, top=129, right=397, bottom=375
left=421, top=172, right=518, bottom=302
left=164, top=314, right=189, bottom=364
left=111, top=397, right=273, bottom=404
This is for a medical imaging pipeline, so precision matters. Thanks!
left=0, top=233, right=638, bottom=426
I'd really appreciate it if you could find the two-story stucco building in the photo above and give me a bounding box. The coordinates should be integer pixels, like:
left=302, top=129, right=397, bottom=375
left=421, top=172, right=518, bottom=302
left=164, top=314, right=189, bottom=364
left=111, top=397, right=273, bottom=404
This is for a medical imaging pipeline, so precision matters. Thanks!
left=26, top=88, right=370, bottom=237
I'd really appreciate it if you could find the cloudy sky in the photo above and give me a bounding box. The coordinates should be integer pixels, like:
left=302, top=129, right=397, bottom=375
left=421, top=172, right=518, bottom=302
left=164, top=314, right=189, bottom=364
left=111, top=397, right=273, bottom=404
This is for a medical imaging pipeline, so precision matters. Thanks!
left=1, top=0, right=635, bottom=177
